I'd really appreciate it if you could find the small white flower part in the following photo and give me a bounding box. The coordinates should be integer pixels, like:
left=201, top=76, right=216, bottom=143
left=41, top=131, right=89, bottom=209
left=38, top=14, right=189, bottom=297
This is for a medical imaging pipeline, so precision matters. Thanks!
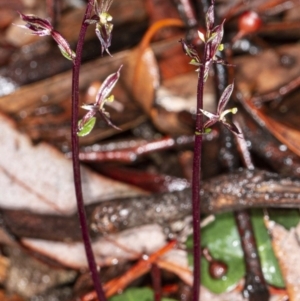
left=198, top=30, right=205, bottom=43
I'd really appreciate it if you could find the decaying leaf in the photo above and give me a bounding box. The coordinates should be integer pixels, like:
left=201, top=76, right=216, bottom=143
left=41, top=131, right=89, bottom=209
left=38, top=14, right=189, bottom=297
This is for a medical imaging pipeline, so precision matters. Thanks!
left=5, top=246, right=76, bottom=298
left=122, top=19, right=200, bottom=135
left=265, top=219, right=300, bottom=301
left=21, top=224, right=166, bottom=269
left=123, top=44, right=159, bottom=114
left=0, top=113, right=145, bottom=215
left=235, top=44, right=300, bottom=98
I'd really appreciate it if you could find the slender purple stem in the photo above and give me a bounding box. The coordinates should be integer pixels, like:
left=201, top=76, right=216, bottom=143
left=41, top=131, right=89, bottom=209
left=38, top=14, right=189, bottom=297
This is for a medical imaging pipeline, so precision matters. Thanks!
left=191, top=43, right=208, bottom=301
left=71, top=1, right=107, bottom=301
left=151, top=263, right=162, bottom=301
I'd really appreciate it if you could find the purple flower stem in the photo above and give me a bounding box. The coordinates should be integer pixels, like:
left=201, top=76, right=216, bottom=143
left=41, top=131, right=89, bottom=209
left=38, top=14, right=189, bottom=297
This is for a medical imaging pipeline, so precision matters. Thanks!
left=151, top=263, right=162, bottom=301
left=192, top=43, right=208, bottom=301
left=71, top=1, right=107, bottom=301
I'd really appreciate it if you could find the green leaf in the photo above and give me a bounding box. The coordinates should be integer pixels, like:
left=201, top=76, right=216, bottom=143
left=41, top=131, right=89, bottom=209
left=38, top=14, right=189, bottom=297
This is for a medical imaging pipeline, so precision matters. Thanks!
left=251, top=210, right=285, bottom=287
left=186, top=211, right=287, bottom=294
left=109, top=287, right=177, bottom=301
left=77, top=117, right=96, bottom=137
left=186, top=212, right=245, bottom=293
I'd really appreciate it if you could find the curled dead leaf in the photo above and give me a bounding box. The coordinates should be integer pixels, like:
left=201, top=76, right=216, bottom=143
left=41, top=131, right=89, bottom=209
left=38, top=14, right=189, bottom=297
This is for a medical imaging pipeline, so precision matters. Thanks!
left=122, top=19, right=198, bottom=135
left=0, top=113, right=145, bottom=215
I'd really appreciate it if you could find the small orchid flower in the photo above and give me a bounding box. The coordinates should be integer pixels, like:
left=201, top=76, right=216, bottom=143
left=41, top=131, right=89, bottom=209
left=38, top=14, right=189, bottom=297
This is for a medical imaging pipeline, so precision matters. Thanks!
left=179, top=39, right=202, bottom=71
left=200, top=83, right=240, bottom=136
left=18, top=12, right=53, bottom=36
left=78, top=65, right=122, bottom=136
left=18, top=12, right=76, bottom=61
left=85, top=0, right=114, bottom=56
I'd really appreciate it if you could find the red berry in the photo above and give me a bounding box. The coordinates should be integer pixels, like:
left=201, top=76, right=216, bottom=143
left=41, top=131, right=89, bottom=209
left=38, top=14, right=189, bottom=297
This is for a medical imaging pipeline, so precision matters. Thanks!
left=209, top=261, right=228, bottom=279
left=238, top=11, right=262, bottom=34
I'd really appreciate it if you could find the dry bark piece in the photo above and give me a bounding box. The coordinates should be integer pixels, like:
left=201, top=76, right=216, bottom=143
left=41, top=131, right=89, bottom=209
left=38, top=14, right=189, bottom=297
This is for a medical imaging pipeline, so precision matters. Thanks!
left=266, top=219, right=300, bottom=301
left=201, top=168, right=300, bottom=214
left=4, top=169, right=300, bottom=242
left=0, top=113, right=144, bottom=215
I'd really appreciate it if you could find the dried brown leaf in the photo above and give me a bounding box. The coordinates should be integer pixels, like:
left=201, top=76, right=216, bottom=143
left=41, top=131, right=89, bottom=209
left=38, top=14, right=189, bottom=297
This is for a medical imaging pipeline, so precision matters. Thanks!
left=0, top=113, right=145, bottom=215
left=21, top=224, right=166, bottom=269
left=265, top=219, right=300, bottom=301
left=123, top=46, right=159, bottom=113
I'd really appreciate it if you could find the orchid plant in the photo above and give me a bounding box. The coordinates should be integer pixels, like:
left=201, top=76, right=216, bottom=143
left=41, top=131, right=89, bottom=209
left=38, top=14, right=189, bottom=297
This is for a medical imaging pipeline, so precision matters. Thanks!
left=85, top=0, right=114, bottom=56
left=78, top=65, right=122, bottom=136
left=180, top=20, right=239, bottom=136
left=180, top=2, right=239, bottom=301
left=18, top=2, right=120, bottom=301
